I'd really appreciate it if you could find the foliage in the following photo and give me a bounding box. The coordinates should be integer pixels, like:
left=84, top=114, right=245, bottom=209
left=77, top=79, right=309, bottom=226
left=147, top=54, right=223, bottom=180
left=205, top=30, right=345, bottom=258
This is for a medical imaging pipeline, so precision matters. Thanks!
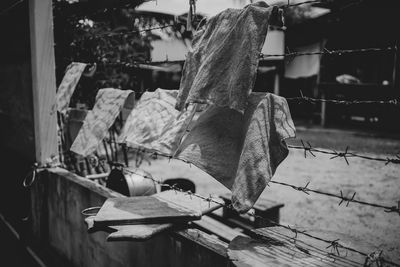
left=53, top=1, right=189, bottom=108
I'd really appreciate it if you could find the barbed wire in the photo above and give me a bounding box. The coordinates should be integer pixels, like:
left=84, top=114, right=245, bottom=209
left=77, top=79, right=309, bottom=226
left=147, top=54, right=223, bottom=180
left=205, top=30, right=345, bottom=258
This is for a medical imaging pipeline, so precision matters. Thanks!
left=288, top=140, right=400, bottom=165
left=108, top=162, right=400, bottom=266
left=107, top=139, right=400, bottom=168
left=286, top=91, right=400, bottom=107
left=93, top=45, right=396, bottom=70
left=280, top=0, right=323, bottom=8
left=102, top=142, right=400, bottom=215
left=269, top=180, right=400, bottom=215
left=260, top=46, right=396, bottom=58
left=86, top=23, right=177, bottom=39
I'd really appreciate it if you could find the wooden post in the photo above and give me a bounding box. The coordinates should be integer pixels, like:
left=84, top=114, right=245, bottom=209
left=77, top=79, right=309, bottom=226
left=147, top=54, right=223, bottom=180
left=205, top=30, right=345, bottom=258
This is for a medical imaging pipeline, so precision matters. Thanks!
left=29, top=0, right=58, bottom=165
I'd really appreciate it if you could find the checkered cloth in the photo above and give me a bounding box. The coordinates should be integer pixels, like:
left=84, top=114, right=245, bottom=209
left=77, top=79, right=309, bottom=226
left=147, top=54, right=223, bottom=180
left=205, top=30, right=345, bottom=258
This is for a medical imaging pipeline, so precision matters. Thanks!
left=118, top=89, right=196, bottom=155
left=56, top=62, right=87, bottom=114
left=71, top=88, right=134, bottom=156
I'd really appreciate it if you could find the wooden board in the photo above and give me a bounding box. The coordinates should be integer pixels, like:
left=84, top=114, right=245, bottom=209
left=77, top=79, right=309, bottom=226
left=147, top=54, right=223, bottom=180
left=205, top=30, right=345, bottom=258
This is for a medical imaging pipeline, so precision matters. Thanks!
left=92, top=190, right=222, bottom=228
left=228, top=227, right=369, bottom=267
left=85, top=216, right=174, bottom=241
left=29, top=0, right=58, bottom=164
left=193, top=215, right=248, bottom=243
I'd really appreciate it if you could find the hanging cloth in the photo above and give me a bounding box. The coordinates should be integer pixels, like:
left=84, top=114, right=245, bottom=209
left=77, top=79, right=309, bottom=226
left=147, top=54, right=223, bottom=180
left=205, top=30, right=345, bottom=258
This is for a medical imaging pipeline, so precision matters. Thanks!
left=175, top=93, right=296, bottom=213
left=70, top=88, right=134, bottom=156
left=56, top=62, right=87, bottom=114
left=118, top=89, right=196, bottom=156
left=176, top=2, right=273, bottom=113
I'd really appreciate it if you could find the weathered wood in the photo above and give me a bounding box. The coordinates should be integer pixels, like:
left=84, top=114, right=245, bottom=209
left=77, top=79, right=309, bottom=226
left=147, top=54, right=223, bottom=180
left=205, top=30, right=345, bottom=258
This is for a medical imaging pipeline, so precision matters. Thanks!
left=31, top=169, right=229, bottom=266
left=106, top=223, right=175, bottom=242
left=193, top=215, right=248, bottom=243
left=93, top=190, right=221, bottom=227
left=29, top=0, right=58, bottom=165
left=85, top=215, right=175, bottom=241
left=220, top=192, right=284, bottom=228
left=227, top=227, right=367, bottom=267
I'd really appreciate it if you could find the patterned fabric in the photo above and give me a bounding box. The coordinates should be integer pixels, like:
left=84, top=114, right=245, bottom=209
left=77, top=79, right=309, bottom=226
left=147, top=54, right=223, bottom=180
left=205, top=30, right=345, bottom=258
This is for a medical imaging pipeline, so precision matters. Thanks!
left=176, top=2, right=272, bottom=113
left=56, top=62, right=87, bottom=114
left=118, top=89, right=196, bottom=156
left=175, top=93, right=296, bottom=213
left=70, top=88, right=134, bottom=156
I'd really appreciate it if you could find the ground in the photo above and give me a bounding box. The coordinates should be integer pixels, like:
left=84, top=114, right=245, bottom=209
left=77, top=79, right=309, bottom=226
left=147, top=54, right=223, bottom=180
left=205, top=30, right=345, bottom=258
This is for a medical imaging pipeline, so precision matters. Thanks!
left=135, top=123, right=400, bottom=264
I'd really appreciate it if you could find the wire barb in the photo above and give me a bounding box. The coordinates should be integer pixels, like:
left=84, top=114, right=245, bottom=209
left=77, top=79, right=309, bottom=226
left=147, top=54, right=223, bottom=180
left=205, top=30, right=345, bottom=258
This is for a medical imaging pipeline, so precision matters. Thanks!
left=330, top=146, right=351, bottom=165
left=300, top=140, right=316, bottom=158
left=326, top=239, right=342, bottom=256
left=364, top=250, right=383, bottom=267
left=288, top=142, right=400, bottom=166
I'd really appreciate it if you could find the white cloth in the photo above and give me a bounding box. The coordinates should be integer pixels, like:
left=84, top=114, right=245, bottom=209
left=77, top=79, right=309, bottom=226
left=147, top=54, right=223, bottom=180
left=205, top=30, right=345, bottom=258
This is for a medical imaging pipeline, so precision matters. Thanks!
left=118, top=89, right=196, bottom=155
left=175, top=93, right=296, bottom=212
left=56, top=62, right=87, bottom=113
left=176, top=2, right=273, bottom=113
left=71, top=88, right=134, bottom=156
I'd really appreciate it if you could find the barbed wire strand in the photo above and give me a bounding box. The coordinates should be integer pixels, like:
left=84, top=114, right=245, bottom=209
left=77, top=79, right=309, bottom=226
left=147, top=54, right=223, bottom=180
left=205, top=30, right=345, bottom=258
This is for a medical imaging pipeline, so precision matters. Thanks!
left=87, top=23, right=177, bottom=39
left=285, top=95, right=399, bottom=107
left=92, top=46, right=396, bottom=71
left=288, top=140, right=400, bottom=165
left=109, top=163, right=399, bottom=266
left=260, top=46, right=396, bottom=58
left=268, top=180, right=400, bottom=214
left=102, top=142, right=400, bottom=215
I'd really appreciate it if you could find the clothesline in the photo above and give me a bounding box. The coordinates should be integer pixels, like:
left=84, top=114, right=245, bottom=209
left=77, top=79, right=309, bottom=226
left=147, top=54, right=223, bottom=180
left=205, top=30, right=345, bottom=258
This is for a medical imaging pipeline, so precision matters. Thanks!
left=112, top=163, right=399, bottom=267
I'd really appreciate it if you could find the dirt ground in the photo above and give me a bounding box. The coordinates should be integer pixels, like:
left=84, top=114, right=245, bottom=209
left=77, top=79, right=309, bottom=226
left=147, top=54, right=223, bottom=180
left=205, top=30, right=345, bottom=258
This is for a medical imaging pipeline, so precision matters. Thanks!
left=134, top=124, right=400, bottom=264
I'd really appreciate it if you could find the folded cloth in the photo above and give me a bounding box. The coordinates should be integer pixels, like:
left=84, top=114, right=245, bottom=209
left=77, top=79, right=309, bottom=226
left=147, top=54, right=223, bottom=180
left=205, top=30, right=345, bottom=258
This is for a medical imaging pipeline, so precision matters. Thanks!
left=70, top=88, right=134, bottom=156
left=175, top=93, right=296, bottom=212
left=176, top=2, right=273, bottom=113
left=57, top=62, right=87, bottom=114
left=118, top=89, right=196, bottom=156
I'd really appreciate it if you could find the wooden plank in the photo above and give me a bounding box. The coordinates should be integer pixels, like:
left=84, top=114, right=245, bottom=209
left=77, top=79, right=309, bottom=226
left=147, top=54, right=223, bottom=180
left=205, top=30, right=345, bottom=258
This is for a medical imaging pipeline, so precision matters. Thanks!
left=106, top=224, right=174, bottom=241
left=193, top=215, right=247, bottom=243
left=173, top=228, right=229, bottom=258
left=29, top=0, right=58, bottom=165
left=232, top=227, right=367, bottom=267
left=84, top=216, right=174, bottom=241
left=92, top=190, right=222, bottom=227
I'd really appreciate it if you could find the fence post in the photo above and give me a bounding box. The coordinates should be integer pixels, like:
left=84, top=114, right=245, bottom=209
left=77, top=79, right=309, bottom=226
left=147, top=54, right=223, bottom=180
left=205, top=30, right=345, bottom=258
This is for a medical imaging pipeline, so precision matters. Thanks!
left=29, top=0, right=58, bottom=165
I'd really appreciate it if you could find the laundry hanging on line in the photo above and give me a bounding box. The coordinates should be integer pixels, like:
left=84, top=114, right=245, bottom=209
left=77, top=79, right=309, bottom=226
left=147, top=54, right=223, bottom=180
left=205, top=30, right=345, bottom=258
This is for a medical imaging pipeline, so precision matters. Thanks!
left=70, top=88, right=134, bottom=157
left=56, top=62, right=87, bottom=114
left=176, top=1, right=274, bottom=113
left=174, top=93, right=296, bottom=213
left=118, top=88, right=197, bottom=156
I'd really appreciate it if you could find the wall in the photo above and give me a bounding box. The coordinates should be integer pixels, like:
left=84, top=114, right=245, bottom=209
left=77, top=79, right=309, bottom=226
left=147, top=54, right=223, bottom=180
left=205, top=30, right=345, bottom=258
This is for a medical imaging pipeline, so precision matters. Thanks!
left=29, top=168, right=230, bottom=267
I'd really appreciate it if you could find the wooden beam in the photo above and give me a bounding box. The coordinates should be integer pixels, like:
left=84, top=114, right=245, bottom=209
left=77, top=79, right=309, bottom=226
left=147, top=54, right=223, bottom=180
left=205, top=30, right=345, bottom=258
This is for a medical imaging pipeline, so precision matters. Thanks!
left=29, top=0, right=58, bottom=165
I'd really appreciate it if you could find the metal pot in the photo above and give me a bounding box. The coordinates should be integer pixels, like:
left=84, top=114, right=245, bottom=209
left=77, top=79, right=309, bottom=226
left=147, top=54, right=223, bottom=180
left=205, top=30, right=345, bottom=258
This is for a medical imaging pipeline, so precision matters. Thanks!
left=106, top=167, right=156, bottom=196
